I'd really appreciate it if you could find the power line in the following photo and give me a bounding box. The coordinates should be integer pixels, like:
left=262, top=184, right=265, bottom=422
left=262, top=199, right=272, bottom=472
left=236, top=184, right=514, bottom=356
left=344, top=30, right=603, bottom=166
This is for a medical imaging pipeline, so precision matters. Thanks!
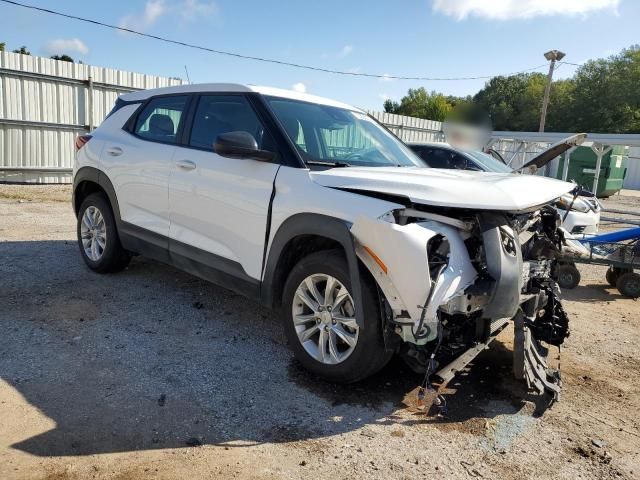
left=0, top=0, right=550, bottom=81
left=558, top=61, right=583, bottom=67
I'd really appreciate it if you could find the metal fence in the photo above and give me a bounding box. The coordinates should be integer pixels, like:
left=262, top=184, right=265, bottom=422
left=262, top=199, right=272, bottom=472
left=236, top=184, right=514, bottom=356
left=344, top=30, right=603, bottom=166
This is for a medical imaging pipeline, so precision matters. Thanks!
left=368, top=111, right=445, bottom=143
left=624, top=151, right=640, bottom=190
left=0, top=51, right=183, bottom=183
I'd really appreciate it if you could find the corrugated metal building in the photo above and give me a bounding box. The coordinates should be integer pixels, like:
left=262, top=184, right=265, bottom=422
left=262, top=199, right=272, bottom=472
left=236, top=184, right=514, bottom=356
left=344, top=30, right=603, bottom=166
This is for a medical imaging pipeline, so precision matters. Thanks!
left=368, top=112, right=445, bottom=144
left=0, top=51, right=183, bottom=183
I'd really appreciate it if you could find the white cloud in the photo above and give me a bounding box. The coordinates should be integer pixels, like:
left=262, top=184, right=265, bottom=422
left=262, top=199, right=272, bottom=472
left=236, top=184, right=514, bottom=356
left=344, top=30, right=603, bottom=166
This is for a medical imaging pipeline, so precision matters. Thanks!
left=322, top=45, right=354, bottom=60
left=339, top=45, right=354, bottom=57
left=119, top=0, right=167, bottom=30
left=180, top=0, right=219, bottom=21
left=379, top=73, right=395, bottom=82
left=292, top=82, right=307, bottom=93
left=378, top=93, right=392, bottom=101
left=431, top=0, right=619, bottom=21
left=119, top=0, right=217, bottom=31
left=46, top=38, right=89, bottom=56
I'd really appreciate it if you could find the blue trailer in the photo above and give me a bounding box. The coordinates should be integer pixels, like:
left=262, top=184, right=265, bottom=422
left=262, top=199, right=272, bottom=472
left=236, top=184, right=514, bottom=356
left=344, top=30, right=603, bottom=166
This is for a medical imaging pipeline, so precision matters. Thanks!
left=558, top=227, right=640, bottom=297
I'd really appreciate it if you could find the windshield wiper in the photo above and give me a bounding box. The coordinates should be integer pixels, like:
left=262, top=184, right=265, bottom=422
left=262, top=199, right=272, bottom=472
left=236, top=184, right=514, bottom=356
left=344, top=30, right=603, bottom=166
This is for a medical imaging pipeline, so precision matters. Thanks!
left=305, top=160, right=350, bottom=168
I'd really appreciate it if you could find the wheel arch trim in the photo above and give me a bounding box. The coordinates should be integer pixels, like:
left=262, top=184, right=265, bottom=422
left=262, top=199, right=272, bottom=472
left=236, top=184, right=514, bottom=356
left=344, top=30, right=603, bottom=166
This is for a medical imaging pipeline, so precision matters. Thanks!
left=73, top=167, right=121, bottom=223
left=261, top=213, right=365, bottom=326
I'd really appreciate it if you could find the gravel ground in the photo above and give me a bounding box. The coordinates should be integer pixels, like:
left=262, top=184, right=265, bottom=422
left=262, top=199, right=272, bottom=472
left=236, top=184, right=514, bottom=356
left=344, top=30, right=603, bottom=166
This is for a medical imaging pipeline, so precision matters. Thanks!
left=0, top=185, right=639, bottom=480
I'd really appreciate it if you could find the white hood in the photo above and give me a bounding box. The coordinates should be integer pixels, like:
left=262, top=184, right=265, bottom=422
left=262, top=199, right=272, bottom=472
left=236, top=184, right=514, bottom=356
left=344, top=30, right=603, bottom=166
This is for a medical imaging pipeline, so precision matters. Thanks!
left=310, top=167, right=574, bottom=211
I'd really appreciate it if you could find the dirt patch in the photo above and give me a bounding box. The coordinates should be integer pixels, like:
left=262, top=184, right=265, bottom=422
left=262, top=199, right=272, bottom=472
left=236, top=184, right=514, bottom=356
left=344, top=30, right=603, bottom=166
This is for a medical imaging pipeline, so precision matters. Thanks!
left=0, top=184, right=72, bottom=203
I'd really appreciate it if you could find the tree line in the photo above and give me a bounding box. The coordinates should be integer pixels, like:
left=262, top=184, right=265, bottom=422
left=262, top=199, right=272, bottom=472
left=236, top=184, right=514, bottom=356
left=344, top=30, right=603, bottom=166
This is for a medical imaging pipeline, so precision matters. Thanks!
left=384, top=45, right=640, bottom=134
left=1, top=42, right=76, bottom=63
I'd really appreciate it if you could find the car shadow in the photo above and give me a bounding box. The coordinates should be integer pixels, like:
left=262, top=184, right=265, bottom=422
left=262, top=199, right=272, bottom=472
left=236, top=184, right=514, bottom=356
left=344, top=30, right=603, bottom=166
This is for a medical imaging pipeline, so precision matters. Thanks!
left=1, top=240, right=548, bottom=457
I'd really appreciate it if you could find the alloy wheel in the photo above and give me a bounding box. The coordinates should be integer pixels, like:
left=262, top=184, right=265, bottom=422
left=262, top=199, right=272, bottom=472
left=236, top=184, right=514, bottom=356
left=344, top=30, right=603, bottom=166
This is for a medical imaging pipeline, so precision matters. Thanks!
left=80, top=206, right=107, bottom=261
left=292, top=274, right=359, bottom=365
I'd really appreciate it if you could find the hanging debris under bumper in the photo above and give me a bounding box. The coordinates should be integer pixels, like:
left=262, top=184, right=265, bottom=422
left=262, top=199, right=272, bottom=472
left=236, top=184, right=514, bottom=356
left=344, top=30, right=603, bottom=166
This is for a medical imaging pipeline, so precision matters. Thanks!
left=513, top=286, right=570, bottom=400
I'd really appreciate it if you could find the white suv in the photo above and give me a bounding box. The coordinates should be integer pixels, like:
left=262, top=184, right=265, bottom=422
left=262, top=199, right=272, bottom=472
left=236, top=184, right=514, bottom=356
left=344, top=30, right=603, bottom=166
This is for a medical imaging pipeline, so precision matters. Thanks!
left=73, top=84, right=573, bottom=398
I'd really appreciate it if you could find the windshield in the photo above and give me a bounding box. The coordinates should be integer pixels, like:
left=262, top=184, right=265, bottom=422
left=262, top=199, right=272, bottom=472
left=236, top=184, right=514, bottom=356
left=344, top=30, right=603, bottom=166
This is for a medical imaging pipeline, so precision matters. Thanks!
left=266, top=96, right=422, bottom=167
left=464, top=150, right=514, bottom=173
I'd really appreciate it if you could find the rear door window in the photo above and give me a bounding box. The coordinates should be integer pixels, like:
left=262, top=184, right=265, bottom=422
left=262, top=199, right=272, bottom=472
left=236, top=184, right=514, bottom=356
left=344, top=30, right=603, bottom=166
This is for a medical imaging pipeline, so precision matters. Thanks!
left=425, top=148, right=454, bottom=169
left=134, top=95, right=188, bottom=144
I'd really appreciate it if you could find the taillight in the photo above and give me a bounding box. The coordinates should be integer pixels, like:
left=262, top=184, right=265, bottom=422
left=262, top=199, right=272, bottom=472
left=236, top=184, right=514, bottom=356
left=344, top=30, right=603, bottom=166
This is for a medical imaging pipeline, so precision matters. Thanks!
left=75, top=134, right=92, bottom=151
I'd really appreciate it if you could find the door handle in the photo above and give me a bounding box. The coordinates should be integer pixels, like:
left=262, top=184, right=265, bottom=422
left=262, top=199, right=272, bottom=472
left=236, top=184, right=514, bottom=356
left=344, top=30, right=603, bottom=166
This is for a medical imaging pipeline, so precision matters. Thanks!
left=176, top=159, right=196, bottom=170
left=106, top=147, right=123, bottom=156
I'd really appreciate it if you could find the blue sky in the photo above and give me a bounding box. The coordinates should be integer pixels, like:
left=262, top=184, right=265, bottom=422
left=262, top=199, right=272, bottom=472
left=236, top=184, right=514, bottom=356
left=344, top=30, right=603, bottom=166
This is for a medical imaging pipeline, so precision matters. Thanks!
left=0, top=0, right=638, bottom=110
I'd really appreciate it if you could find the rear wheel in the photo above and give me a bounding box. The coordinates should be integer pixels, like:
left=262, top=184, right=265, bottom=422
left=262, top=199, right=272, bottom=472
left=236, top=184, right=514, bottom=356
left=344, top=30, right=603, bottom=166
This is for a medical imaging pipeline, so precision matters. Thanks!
left=77, top=193, right=130, bottom=273
left=281, top=250, right=391, bottom=383
left=606, top=267, right=631, bottom=287
left=557, top=263, right=581, bottom=290
left=616, top=272, right=640, bottom=298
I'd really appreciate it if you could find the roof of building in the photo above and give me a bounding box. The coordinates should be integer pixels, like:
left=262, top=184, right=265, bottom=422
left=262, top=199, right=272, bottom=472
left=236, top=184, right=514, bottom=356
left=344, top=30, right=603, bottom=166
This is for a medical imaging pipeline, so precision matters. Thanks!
left=492, top=131, right=640, bottom=147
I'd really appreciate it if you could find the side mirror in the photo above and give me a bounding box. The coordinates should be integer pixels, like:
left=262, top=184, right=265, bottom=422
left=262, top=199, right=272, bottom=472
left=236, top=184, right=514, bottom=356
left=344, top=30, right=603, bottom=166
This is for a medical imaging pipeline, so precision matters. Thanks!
left=213, top=131, right=275, bottom=162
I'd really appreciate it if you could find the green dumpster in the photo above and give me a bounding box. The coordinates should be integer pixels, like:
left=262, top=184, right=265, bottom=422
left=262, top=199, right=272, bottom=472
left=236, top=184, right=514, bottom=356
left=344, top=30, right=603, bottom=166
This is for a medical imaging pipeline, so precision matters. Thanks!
left=556, top=145, right=628, bottom=197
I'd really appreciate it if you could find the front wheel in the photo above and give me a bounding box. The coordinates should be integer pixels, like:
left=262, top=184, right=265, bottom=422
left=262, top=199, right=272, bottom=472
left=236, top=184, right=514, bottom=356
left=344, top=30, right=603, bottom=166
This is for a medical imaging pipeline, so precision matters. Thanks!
left=281, top=250, right=391, bottom=383
left=557, top=263, right=581, bottom=290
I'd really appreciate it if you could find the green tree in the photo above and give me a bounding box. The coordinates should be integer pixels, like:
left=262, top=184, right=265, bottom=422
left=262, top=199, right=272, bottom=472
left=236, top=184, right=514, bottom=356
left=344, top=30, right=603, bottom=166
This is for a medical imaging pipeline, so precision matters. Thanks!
left=0, top=42, right=5, bottom=52
left=570, top=46, right=640, bottom=133
left=468, top=46, right=639, bottom=132
left=51, top=54, right=74, bottom=63
left=383, top=46, right=640, bottom=133
left=12, top=46, right=31, bottom=55
left=383, top=87, right=455, bottom=121
left=472, top=73, right=549, bottom=131
left=383, top=99, right=399, bottom=113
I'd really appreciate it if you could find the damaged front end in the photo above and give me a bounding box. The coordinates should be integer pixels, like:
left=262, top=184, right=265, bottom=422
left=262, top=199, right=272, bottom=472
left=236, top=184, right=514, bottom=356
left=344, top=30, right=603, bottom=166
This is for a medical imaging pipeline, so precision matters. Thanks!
left=351, top=203, right=570, bottom=403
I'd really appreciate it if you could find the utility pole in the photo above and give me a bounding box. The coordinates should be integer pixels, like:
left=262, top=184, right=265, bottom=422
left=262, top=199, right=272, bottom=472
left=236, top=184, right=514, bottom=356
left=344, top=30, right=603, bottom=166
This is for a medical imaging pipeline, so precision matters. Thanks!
left=539, top=49, right=565, bottom=133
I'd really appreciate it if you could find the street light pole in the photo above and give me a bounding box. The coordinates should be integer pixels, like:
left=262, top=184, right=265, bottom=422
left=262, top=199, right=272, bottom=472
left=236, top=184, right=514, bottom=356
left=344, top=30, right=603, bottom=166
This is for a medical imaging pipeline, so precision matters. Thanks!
left=539, top=49, right=565, bottom=133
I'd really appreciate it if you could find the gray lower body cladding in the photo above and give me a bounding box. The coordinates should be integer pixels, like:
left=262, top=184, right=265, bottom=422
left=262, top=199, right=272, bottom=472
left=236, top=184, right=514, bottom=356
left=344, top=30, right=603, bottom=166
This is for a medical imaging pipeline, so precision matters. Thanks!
left=479, top=212, right=524, bottom=320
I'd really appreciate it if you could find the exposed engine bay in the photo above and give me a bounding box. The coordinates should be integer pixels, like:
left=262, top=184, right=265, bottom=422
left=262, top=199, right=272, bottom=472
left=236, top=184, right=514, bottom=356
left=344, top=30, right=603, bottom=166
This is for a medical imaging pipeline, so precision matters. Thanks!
left=351, top=202, right=571, bottom=407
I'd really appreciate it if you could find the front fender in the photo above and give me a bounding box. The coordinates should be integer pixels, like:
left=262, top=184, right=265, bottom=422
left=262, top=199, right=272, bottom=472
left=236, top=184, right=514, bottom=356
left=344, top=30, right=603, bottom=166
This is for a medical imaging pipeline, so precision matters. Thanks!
left=260, top=213, right=365, bottom=328
left=351, top=216, right=477, bottom=343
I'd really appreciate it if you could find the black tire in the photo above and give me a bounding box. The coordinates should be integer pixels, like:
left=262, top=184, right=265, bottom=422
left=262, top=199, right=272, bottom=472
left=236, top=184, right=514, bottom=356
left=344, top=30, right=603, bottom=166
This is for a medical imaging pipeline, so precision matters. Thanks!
left=281, top=250, right=391, bottom=383
left=557, top=263, right=581, bottom=289
left=616, top=272, right=640, bottom=298
left=606, top=267, right=631, bottom=287
left=77, top=192, right=130, bottom=273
